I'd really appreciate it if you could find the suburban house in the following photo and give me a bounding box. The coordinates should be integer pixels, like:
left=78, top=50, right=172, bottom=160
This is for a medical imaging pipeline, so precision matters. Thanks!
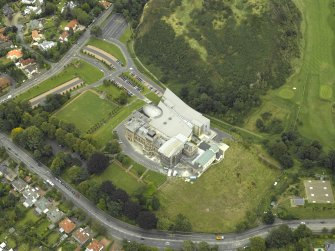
left=99, top=0, right=112, bottom=9
left=85, top=239, right=104, bottom=251
left=0, top=164, right=17, bottom=182
left=64, top=19, right=78, bottom=32
left=11, top=178, right=28, bottom=192
left=6, top=49, right=23, bottom=61
left=31, top=30, right=44, bottom=42
left=73, top=227, right=92, bottom=246
left=59, top=31, right=69, bottom=43
left=35, top=197, right=51, bottom=214
left=326, top=242, right=335, bottom=251
left=0, top=76, right=11, bottom=91
left=24, top=64, right=38, bottom=79
left=24, top=6, right=42, bottom=16
left=37, top=40, right=55, bottom=51
left=47, top=208, right=65, bottom=224
left=22, top=186, right=40, bottom=208
left=3, top=4, right=13, bottom=17
left=28, top=19, right=43, bottom=31
left=18, top=58, right=35, bottom=68
left=59, top=217, right=76, bottom=234
left=61, top=1, right=76, bottom=13
left=22, top=0, right=36, bottom=4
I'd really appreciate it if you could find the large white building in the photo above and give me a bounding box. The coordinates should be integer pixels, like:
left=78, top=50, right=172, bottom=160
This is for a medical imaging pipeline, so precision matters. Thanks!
left=125, top=89, right=229, bottom=176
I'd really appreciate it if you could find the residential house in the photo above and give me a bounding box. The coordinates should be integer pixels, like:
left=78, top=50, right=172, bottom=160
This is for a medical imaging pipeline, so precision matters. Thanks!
left=18, top=58, right=35, bottom=68
left=31, top=30, right=44, bottom=42
left=6, top=49, right=23, bottom=61
left=3, top=4, right=13, bottom=17
left=59, top=31, right=69, bottom=43
left=34, top=197, right=51, bottom=214
left=24, top=6, right=42, bottom=16
left=73, top=227, right=92, bottom=246
left=0, top=164, right=17, bottom=181
left=99, top=1, right=112, bottom=9
left=61, top=1, right=76, bottom=13
left=22, top=0, right=36, bottom=4
left=11, top=178, right=28, bottom=192
left=85, top=239, right=104, bottom=251
left=22, top=186, right=40, bottom=208
left=37, top=40, right=55, bottom=51
left=59, top=217, right=76, bottom=234
left=28, top=19, right=43, bottom=31
left=47, top=208, right=64, bottom=224
left=0, top=76, right=11, bottom=91
left=65, top=19, right=78, bottom=32
left=24, top=64, right=38, bottom=79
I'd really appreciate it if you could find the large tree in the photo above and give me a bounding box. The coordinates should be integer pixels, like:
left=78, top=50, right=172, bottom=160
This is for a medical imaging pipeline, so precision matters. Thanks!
left=136, top=211, right=157, bottom=229
left=87, top=152, right=109, bottom=174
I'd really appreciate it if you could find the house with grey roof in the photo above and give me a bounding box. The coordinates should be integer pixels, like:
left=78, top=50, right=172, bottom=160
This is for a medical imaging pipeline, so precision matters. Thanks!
left=35, top=197, right=51, bottom=214
left=3, top=4, right=13, bottom=17
left=11, top=178, right=28, bottom=192
left=326, top=242, right=335, bottom=251
left=0, top=164, right=17, bottom=182
left=22, top=186, right=40, bottom=208
left=28, top=19, right=43, bottom=31
left=47, top=208, right=65, bottom=223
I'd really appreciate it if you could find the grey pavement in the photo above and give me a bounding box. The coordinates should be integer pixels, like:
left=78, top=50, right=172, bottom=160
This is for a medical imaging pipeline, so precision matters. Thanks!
left=102, top=13, right=128, bottom=40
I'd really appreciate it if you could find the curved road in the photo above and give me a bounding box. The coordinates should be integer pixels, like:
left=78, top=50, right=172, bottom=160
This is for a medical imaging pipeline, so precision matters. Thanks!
left=0, top=133, right=334, bottom=250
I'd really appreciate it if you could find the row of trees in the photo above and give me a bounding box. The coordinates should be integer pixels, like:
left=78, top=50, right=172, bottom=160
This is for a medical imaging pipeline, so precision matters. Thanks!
left=266, top=130, right=335, bottom=171
left=249, top=224, right=313, bottom=250
left=113, top=0, right=147, bottom=28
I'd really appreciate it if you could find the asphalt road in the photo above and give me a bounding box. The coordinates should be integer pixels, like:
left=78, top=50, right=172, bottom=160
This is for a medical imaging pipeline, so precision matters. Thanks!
left=1, top=133, right=334, bottom=250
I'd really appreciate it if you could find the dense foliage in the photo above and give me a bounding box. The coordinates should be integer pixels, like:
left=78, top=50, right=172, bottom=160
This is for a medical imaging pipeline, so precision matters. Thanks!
left=135, top=0, right=301, bottom=123
left=112, top=0, right=147, bottom=28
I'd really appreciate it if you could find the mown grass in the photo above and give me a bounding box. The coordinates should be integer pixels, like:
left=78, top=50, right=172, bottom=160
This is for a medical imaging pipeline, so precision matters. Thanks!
left=145, top=91, right=161, bottom=105
left=130, top=162, right=147, bottom=177
left=87, top=38, right=126, bottom=65
left=157, top=141, right=279, bottom=233
left=91, top=162, right=145, bottom=195
left=17, top=60, right=104, bottom=102
left=93, top=99, right=145, bottom=146
left=246, top=0, right=335, bottom=149
left=143, top=170, right=167, bottom=188
left=54, top=91, right=118, bottom=133
left=17, top=209, right=40, bottom=227
left=119, top=26, right=132, bottom=44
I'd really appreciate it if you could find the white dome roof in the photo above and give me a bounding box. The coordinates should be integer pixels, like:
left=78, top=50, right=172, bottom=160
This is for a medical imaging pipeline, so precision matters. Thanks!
left=143, top=104, right=162, bottom=118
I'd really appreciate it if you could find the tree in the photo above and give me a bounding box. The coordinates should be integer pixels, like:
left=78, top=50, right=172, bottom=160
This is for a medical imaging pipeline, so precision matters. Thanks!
left=266, top=225, right=294, bottom=248
left=262, top=210, right=275, bottom=224
left=182, top=240, right=196, bottom=251
left=172, top=214, right=192, bottom=232
left=104, top=140, right=121, bottom=154
left=136, top=211, right=157, bottom=229
left=91, top=25, right=102, bottom=37
left=293, top=224, right=312, bottom=241
left=50, top=155, right=65, bottom=176
left=87, top=152, right=109, bottom=174
left=11, top=127, right=24, bottom=140
left=124, top=201, right=141, bottom=220
left=249, top=237, right=266, bottom=251
left=23, top=126, right=44, bottom=151
left=67, top=165, right=88, bottom=184
left=197, top=241, right=210, bottom=251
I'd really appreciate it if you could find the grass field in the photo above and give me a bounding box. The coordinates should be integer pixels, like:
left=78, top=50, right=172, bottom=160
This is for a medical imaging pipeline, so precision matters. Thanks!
left=17, top=209, right=40, bottom=227
left=157, top=141, right=279, bottom=232
left=17, top=60, right=104, bottom=102
left=245, top=0, right=335, bottom=149
left=54, top=91, right=118, bottom=132
left=93, top=99, right=145, bottom=146
left=143, top=170, right=167, bottom=188
left=145, top=91, right=161, bottom=105
left=92, top=162, right=145, bottom=195
left=119, top=26, right=132, bottom=44
left=87, top=38, right=126, bottom=65
left=320, top=84, right=333, bottom=100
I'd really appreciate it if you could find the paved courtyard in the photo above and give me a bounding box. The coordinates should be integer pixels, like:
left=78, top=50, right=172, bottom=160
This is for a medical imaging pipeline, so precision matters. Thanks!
left=304, top=180, right=335, bottom=203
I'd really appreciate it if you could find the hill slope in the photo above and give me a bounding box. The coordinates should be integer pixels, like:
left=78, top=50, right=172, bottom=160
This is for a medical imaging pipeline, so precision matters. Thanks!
left=134, top=0, right=301, bottom=123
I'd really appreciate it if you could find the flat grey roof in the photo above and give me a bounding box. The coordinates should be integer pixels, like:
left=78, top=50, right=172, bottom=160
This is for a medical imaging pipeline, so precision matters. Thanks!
left=83, top=45, right=116, bottom=65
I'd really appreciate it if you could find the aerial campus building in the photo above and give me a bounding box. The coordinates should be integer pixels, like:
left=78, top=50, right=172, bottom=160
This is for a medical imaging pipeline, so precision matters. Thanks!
left=125, top=89, right=229, bottom=177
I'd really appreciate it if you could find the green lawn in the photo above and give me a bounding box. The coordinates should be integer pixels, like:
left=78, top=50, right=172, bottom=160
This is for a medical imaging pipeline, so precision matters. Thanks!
left=245, top=0, right=335, bottom=149
left=54, top=91, right=118, bottom=133
left=87, top=38, right=126, bottom=65
left=320, top=84, right=333, bottom=100
left=145, top=91, right=161, bottom=105
left=157, top=141, right=279, bottom=233
left=130, top=162, right=147, bottom=177
left=17, top=209, right=40, bottom=227
left=119, top=26, right=132, bottom=44
left=143, top=170, right=167, bottom=188
left=93, top=99, right=145, bottom=146
left=36, top=218, right=50, bottom=238
left=16, top=60, right=104, bottom=102
left=91, top=162, right=145, bottom=195
left=96, top=84, right=124, bottom=100
left=46, top=231, right=60, bottom=246
left=276, top=199, right=335, bottom=219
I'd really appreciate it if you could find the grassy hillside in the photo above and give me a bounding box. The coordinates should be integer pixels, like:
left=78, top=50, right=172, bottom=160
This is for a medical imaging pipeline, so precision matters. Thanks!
left=135, top=0, right=301, bottom=124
